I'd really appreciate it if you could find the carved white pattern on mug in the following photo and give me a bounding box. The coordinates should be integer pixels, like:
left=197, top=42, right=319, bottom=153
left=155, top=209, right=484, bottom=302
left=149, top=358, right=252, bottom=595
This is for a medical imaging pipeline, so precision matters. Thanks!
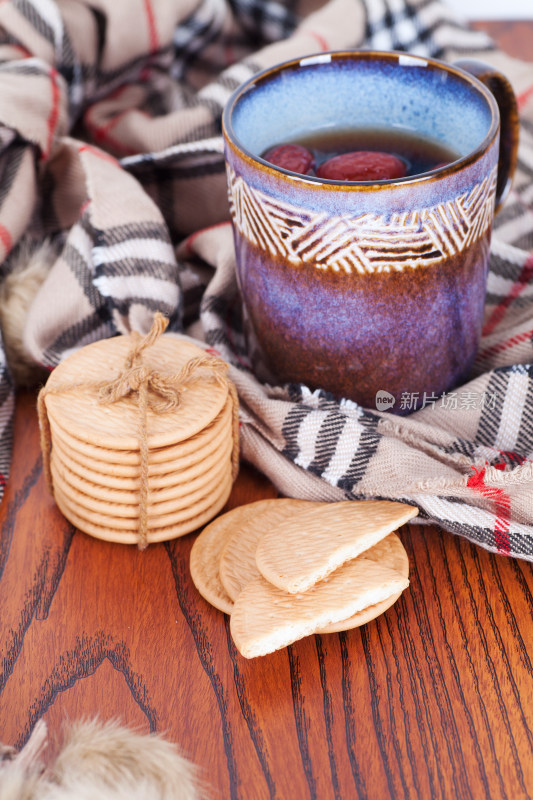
left=227, top=166, right=497, bottom=274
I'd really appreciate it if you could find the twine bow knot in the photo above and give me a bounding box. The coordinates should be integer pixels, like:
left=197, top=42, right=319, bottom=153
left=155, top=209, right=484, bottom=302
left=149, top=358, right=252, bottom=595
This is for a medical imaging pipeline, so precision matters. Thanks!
left=98, top=313, right=183, bottom=414
left=99, top=365, right=176, bottom=409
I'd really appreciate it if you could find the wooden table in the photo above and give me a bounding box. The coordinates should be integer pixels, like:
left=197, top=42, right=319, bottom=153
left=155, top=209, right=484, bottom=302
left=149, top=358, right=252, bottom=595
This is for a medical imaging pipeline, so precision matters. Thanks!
left=1, top=21, right=533, bottom=800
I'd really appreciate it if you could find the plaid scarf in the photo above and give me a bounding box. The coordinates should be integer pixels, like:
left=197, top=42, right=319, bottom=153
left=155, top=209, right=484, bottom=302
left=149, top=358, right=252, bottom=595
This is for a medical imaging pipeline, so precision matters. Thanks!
left=0, top=0, right=532, bottom=560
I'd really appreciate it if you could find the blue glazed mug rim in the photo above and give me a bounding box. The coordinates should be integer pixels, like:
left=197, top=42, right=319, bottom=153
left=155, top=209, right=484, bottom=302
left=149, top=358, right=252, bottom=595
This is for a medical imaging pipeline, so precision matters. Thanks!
left=222, top=49, right=501, bottom=189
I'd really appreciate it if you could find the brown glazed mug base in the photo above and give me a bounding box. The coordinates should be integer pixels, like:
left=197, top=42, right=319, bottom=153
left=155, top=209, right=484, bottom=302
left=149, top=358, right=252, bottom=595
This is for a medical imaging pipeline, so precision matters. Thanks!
left=236, top=235, right=490, bottom=413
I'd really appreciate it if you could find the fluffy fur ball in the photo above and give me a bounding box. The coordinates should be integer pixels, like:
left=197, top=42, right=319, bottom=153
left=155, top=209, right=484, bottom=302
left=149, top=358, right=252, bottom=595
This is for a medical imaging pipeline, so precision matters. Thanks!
left=0, top=239, right=57, bottom=387
left=0, top=719, right=207, bottom=800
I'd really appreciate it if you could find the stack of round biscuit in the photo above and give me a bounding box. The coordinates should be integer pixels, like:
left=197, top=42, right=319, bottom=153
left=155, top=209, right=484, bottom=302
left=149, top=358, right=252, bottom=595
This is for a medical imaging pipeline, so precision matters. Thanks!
left=39, top=324, right=238, bottom=547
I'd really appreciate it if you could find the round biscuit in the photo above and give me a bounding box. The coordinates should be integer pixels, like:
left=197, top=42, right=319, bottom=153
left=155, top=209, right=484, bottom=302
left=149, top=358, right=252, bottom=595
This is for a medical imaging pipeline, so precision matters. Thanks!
left=356, top=532, right=409, bottom=576
left=318, top=591, right=403, bottom=634
left=52, top=465, right=233, bottom=530
left=255, top=500, right=417, bottom=594
left=51, top=445, right=231, bottom=517
left=44, top=334, right=228, bottom=449
left=48, top=396, right=232, bottom=471
left=54, top=477, right=233, bottom=545
left=51, top=433, right=232, bottom=502
left=319, top=534, right=409, bottom=633
left=230, top=553, right=410, bottom=658
left=219, top=499, right=319, bottom=601
left=190, top=499, right=302, bottom=615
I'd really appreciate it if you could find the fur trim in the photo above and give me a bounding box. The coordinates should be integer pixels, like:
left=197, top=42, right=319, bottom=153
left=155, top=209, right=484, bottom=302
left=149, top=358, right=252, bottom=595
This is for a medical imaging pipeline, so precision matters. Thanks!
left=0, top=240, right=57, bottom=387
left=0, top=719, right=207, bottom=800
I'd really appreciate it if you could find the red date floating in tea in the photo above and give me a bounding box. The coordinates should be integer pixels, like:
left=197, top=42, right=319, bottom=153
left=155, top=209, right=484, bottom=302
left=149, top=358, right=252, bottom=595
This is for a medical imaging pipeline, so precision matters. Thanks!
left=316, top=151, right=407, bottom=181
left=263, top=144, right=314, bottom=174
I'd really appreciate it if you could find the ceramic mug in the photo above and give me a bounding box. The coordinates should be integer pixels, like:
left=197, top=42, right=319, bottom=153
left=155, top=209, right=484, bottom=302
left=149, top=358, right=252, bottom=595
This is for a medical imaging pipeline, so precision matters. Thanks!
left=222, top=51, right=518, bottom=413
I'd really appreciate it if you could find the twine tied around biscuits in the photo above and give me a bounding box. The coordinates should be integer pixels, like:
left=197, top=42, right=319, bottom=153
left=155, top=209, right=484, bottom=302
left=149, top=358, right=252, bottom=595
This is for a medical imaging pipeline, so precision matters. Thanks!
left=38, top=312, right=240, bottom=549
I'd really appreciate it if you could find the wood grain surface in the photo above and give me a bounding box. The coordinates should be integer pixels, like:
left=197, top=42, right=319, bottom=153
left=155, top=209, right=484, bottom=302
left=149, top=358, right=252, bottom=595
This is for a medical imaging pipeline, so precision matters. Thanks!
left=2, top=22, right=533, bottom=800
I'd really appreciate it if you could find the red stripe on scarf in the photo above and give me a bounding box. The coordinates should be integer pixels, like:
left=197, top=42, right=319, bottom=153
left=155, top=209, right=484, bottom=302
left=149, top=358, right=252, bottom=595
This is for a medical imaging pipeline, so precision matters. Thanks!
left=0, top=224, right=12, bottom=254
left=78, top=144, right=119, bottom=165
left=43, top=67, right=60, bottom=161
left=517, top=83, right=533, bottom=110
left=477, top=327, right=533, bottom=362
left=84, top=85, right=141, bottom=157
left=10, top=43, right=31, bottom=58
left=493, top=450, right=527, bottom=465
left=144, top=0, right=159, bottom=53
left=82, top=101, right=134, bottom=156
left=85, top=112, right=141, bottom=156
left=482, top=255, right=533, bottom=337
left=308, top=31, right=329, bottom=51
left=467, top=466, right=511, bottom=554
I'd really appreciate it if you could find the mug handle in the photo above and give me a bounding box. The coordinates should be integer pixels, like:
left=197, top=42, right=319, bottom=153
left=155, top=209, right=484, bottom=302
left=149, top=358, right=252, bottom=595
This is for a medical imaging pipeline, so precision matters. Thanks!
left=454, top=58, right=519, bottom=214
